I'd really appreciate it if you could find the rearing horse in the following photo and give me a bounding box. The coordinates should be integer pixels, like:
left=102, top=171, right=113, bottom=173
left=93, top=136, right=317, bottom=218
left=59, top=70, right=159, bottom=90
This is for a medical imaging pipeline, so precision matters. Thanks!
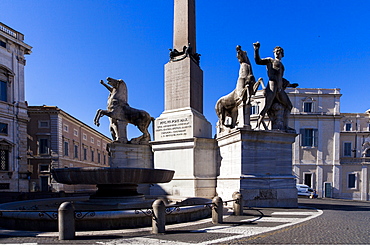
left=215, top=46, right=261, bottom=129
left=94, top=77, right=154, bottom=144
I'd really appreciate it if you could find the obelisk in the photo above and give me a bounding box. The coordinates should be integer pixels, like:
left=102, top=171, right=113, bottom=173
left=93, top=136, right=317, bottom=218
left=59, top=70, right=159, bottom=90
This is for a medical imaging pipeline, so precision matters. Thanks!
left=173, top=0, right=196, bottom=55
left=151, top=0, right=217, bottom=198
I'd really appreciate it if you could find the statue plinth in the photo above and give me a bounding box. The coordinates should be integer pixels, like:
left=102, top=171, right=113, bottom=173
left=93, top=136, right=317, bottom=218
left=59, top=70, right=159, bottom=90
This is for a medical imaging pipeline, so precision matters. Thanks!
left=108, top=142, right=153, bottom=169
left=216, top=128, right=298, bottom=208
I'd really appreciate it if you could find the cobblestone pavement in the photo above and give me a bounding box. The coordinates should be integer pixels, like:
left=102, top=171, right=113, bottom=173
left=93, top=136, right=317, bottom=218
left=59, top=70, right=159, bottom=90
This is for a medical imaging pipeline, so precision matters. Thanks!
left=1, top=198, right=368, bottom=245
left=222, top=198, right=370, bottom=245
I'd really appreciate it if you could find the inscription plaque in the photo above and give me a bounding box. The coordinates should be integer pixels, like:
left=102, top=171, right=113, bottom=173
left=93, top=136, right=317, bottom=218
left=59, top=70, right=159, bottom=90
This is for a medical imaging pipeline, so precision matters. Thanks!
left=155, top=115, right=192, bottom=140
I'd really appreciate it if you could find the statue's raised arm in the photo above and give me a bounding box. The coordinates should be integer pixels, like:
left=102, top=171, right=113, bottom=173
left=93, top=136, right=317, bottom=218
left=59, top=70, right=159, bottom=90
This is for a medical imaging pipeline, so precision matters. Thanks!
left=253, top=41, right=296, bottom=133
left=253, top=42, right=270, bottom=66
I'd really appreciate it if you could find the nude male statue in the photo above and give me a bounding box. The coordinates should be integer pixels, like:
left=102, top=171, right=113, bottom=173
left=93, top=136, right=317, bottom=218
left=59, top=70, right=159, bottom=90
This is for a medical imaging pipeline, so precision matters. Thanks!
left=253, top=41, right=298, bottom=131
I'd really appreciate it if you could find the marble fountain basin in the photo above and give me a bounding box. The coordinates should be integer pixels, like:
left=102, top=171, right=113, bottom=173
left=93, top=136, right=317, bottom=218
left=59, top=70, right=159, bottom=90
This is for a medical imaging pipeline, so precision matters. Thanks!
left=51, top=167, right=175, bottom=185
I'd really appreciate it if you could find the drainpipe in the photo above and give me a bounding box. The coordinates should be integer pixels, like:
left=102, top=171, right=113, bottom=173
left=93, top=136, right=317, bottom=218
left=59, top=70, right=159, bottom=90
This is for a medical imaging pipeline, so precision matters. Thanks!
left=353, top=122, right=357, bottom=158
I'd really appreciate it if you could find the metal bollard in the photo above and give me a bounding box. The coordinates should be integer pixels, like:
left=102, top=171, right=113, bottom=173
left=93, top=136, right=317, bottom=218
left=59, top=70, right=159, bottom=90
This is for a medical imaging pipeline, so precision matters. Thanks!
left=152, top=199, right=166, bottom=234
left=232, top=191, right=244, bottom=216
left=212, top=196, right=223, bottom=224
left=58, top=202, right=75, bottom=240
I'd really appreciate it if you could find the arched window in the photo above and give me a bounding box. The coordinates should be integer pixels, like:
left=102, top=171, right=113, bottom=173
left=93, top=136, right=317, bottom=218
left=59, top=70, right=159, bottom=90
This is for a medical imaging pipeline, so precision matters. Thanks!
left=302, top=97, right=315, bottom=113
left=343, top=119, right=353, bottom=132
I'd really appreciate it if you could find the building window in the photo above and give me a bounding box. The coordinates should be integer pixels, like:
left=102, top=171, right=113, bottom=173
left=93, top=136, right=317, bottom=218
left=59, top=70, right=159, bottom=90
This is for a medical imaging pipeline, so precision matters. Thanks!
left=91, top=137, right=94, bottom=144
left=63, top=124, right=69, bottom=132
left=0, top=40, right=6, bottom=48
left=64, top=141, right=69, bottom=156
left=91, top=150, right=94, bottom=162
left=38, top=121, right=49, bottom=128
left=0, top=80, right=7, bottom=102
left=303, top=102, right=313, bottom=113
left=0, top=149, right=9, bottom=171
left=303, top=173, right=313, bottom=188
left=300, top=128, right=318, bottom=147
left=343, top=142, right=352, bottom=157
left=83, top=147, right=87, bottom=160
left=74, top=144, right=78, bottom=158
left=97, top=152, right=101, bottom=164
left=74, top=129, right=78, bottom=136
left=83, top=133, right=87, bottom=141
left=39, top=164, right=49, bottom=173
left=348, top=173, right=356, bottom=189
left=250, top=105, right=259, bottom=115
left=0, top=183, right=10, bottom=189
left=40, top=176, right=49, bottom=192
left=97, top=140, right=101, bottom=147
left=0, top=123, right=8, bottom=135
left=345, top=123, right=352, bottom=131
left=39, top=138, right=49, bottom=155
left=103, top=154, right=106, bottom=165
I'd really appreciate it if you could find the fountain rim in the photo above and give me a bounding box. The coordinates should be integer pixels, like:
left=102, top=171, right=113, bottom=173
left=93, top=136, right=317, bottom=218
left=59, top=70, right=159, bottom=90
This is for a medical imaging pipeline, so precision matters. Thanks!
left=52, top=167, right=174, bottom=172
left=51, top=167, right=175, bottom=185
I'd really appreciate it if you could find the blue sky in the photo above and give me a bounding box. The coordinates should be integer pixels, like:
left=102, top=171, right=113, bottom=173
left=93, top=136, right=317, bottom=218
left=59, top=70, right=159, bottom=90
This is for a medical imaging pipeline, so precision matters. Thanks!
left=2, top=0, right=370, bottom=139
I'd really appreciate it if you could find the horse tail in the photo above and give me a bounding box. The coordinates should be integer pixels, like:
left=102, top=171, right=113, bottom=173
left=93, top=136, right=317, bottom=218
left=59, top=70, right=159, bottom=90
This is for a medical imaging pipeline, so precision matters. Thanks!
left=215, top=98, right=223, bottom=118
left=215, top=98, right=220, bottom=116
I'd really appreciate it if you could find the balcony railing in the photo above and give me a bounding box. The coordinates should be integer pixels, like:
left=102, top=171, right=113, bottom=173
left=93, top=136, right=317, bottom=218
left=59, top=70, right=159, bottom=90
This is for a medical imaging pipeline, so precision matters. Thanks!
left=0, top=23, right=20, bottom=40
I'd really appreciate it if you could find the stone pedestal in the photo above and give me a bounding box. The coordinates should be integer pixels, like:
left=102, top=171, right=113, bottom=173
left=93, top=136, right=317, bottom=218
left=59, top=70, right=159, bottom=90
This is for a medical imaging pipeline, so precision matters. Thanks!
left=108, top=143, right=153, bottom=169
left=152, top=56, right=216, bottom=198
left=108, top=142, right=154, bottom=194
left=151, top=137, right=217, bottom=198
left=216, top=129, right=298, bottom=207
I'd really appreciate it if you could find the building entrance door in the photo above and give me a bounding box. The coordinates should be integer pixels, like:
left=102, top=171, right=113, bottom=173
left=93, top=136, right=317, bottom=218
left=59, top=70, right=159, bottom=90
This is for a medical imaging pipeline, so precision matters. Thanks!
left=324, top=182, right=332, bottom=198
left=304, top=173, right=312, bottom=187
left=40, top=176, right=49, bottom=192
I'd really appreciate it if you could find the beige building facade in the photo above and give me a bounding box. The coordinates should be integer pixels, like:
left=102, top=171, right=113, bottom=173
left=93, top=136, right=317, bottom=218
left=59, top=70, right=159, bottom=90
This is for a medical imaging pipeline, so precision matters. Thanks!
left=339, top=111, right=370, bottom=200
left=251, top=88, right=370, bottom=201
left=27, top=106, right=111, bottom=193
left=0, top=22, right=32, bottom=192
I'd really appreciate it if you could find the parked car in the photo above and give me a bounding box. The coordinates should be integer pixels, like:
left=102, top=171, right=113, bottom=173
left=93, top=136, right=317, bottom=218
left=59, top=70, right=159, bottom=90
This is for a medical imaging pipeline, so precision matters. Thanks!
left=296, top=184, right=317, bottom=198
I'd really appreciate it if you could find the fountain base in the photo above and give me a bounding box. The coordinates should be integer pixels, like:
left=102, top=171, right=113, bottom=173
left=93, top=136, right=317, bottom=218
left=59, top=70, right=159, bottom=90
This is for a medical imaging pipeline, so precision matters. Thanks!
left=0, top=196, right=211, bottom=231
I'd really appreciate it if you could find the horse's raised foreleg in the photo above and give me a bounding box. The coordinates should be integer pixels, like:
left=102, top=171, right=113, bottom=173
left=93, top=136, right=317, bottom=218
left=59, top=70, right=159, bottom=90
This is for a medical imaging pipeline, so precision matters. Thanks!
left=94, top=109, right=103, bottom=127
left=94, top=109, right=112, bottom=127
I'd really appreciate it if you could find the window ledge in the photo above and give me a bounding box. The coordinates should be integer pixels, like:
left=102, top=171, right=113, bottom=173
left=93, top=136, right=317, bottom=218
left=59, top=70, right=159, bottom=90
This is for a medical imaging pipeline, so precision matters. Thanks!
left=301, top=146, right=317, bottom=149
